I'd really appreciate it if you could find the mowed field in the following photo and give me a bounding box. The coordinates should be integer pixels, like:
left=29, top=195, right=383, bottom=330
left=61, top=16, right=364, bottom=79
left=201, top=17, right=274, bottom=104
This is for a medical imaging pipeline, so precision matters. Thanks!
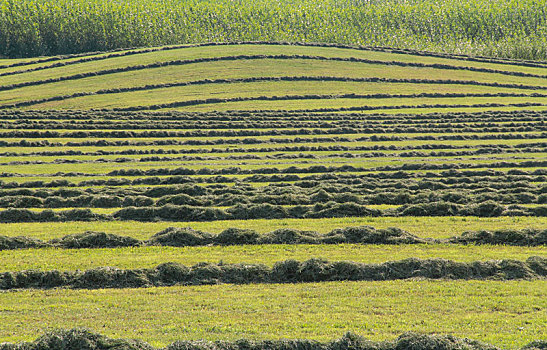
left=0, top=43, right=546, bottom=349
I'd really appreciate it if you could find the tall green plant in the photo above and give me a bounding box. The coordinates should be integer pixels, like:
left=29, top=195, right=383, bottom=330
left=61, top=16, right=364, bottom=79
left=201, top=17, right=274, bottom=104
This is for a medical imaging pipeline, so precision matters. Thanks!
left=0, top=0, right=546, bottom=59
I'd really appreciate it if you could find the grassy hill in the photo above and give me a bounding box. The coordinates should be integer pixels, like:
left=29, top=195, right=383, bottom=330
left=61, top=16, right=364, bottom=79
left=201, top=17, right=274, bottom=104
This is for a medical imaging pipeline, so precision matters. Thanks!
left=2, top=43, right=547, bottom=112
left=0, top=43, right=545, bottom=349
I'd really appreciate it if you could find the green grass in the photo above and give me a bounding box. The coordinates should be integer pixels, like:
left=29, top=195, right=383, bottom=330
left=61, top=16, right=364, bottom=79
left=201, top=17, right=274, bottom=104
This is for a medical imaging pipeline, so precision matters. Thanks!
left=2, top=166, right=542, bottom=185
left=19, top=205, right=400, bottom=215
left=22, top=207, right=120, bottom=214
left=1, top=216, right=544, bottom=240
left=3, top=153, right=544, bottom=175
left=5, top=46, right=547, bottom=91
left=3, top=44, right=547, bottom=78
left=1, top=244, right=545, bottom=272
left=2, top=131, right=542, bottom=142
left=31, top=87, right=547, bottom=111
left=2, top=138, right=544, bottom=155
left=2, top=148, right=545, bottom=163
left=2, top=43, right=547, bottom=112
left=0, top=280, right=544, bottom=348
left=164, top=97, right=547, bottom=113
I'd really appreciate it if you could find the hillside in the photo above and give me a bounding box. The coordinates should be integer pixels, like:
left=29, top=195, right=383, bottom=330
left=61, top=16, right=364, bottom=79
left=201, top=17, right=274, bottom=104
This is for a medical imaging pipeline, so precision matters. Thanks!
left=2, top=43, right=547, bottom=112
left=0, top=43, right=545, bottom=349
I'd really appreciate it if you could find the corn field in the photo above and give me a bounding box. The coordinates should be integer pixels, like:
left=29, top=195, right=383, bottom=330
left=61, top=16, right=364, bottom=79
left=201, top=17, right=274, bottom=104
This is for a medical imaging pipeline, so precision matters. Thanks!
left=0, top=0, right=546, bottom=59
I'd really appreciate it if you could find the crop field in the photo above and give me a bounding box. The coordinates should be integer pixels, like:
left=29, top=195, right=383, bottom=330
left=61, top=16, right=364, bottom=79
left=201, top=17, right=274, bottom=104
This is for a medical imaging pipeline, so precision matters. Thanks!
left=1, top=0, right=547, bottom=60
left=0, top=42, right=546, bottom=350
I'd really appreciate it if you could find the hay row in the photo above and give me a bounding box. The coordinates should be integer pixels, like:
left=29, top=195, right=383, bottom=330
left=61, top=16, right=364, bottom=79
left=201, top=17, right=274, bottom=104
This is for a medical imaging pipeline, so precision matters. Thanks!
left=5, top=161, right=543, bottom=177
left=2, top=53, right=546, bottom=93
left=4, top=146, right=546, bottom=167
left=2, top=133, right=545, bottom=149
left=0, top=201, right=545, bottom=223
left=4, top=76, right=547, bottom=110
left=1, top=109, right=545, bottom=121
left=4, top=110, right=545, bottom=124
left=3, top=119, right=546, bottom=138
left=1, top=328, right=546, bottom=350
left=113, top=97, right=547, bottom=113
left=1, top=180, right=544, bottom=209
left=1, top=227, right=545, bottom=251
left=3, top=168, right=544, bottom=190
left=4, top=142, right=544, bottom=157
left=3, top=169, right=545, bottom=191
left=1, top=256, right=546, bottom=291
left=4, top=116, right=547, bottom=130
left=3, top=40, right=547, bottom=71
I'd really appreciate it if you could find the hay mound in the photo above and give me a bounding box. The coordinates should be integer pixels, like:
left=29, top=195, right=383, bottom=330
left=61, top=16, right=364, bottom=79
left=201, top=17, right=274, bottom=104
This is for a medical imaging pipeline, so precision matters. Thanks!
left=324, top=226, right=427, bottom=244
left=0, top=235, right=48, bottom=250
left=74, top=267, right=151, bottom=289
left=391, top=332, right=499, bottom=350
left=3, top=328, right=153, bottom=350
left=521, top=340, right=547, bottom=350
left=214, top=228, right=261, bottom=245
left=50, top=231, right=142, bottom=249
left=260, top=228, right=322, bottom=244
left=448, top=229, right=547, bottom=246
left=147, top=227, right=214, bottom=247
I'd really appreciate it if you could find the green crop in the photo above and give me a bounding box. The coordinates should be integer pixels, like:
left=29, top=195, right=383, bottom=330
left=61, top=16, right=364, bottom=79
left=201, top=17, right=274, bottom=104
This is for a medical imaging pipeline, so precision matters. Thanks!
left=0, top=0, right=546, bottom=59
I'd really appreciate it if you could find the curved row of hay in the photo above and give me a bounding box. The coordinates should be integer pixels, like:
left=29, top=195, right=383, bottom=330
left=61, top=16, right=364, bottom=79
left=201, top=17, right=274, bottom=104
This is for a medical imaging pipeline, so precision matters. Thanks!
left=2, top=43, right=547, bottom=112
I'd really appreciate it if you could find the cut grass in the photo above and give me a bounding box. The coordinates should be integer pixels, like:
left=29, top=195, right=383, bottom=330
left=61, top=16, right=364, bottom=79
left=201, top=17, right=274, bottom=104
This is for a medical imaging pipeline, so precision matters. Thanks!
left=2, top=131, right=542, bottom=142
left=1, top=148, right=544, bottom=163
left=0, top=244, right=545, bottom=272
left=2, top=166, right=544, bottom=187
left=165, top=97, right=547, bottom=113
left=0, top=43, right=546, bottom=348
left=31, top=92, right=547, bottom=111
left=3, top=153, right=545, bottom=175
left=0, top=280, right=544, bottom=348
left=3, top=144, right=546, bottom=174
left=3, top=43, right=547, bottom=110
left=3, top=44, right=547, bottom=90
left=3, top=44, right=547, bottom=81
left=7, top=60, right=544, bottom=104
left=1, top=216, right=544, bottom=240
left=2, top=138, right=545, bottom=155
left=18, top=205, right=401, bottom=215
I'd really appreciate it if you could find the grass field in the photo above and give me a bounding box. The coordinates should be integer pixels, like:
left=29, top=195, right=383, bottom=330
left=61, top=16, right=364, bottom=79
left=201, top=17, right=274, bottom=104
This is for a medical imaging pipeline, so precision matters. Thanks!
left=0, top=42, right=545, bottom=348
left=0, top=217, right=544, bottom=240
left=0, top=281, right=545, bottom=348
left=1, top=244, right=545, bottom=271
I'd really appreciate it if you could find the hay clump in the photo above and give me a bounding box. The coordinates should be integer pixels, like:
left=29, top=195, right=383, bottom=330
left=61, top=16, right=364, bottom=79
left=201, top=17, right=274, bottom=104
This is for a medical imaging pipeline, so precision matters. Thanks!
left=0, top=235, right=49, bottom=250
left=50, top=231, right=142, bottom=249
left=147, top=227, right=214, bottom=247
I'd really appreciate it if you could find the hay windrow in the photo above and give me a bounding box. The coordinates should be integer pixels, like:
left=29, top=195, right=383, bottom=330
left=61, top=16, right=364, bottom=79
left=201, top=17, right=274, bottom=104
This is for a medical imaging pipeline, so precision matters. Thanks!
left=447, top=229, right=547, bottom=246
left=0, top=257, right=544, bottom=291
left=49, top=232, right=142, bottom=249
left=1, top=201, right=546, bottom=224
left=1, top=328, right=544, bottom=350
left=2, top=227, right=546, bottom=251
